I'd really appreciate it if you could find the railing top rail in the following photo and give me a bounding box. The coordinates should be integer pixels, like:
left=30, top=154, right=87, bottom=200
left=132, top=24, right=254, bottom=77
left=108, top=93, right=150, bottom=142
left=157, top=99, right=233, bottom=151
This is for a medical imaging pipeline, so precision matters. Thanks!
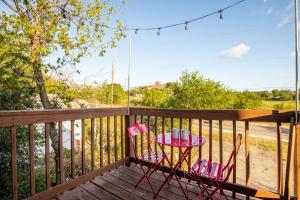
left=130, top=107, right=295, bottom=123
left=0, top=107, right=128, bottom=127
left=0, top=107, right=295, bottom=127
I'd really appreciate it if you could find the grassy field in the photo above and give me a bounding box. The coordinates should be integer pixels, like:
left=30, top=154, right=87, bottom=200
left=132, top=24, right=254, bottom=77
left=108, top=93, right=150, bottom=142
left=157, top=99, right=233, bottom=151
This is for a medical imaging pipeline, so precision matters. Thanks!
left=259, top=100, right=295, bottom=110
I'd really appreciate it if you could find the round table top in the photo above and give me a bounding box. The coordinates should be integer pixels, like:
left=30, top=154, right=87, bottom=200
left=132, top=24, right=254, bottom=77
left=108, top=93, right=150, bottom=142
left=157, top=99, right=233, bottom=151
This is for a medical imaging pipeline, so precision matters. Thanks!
left=155, top=133, right=206, bottom=147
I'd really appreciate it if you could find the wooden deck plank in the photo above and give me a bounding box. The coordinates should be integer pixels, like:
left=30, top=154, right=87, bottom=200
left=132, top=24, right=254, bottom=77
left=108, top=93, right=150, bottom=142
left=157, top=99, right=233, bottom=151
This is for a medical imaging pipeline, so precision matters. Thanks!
left=123, top=165, right=239, bottom=200
left=101, top=171, right=161, bottom=200
left=80, top=181, right=121, bottom=200
left=91, top=176, right=142, bottom=200
left=108, top=170, right=169, bottom=200
left=115, top=167, right=193, bottom=200
left=59, top=187, right=100, bottom=200
left=57, top=165, right=245, bottom=200
left=119, top=166, right=200, bottom=198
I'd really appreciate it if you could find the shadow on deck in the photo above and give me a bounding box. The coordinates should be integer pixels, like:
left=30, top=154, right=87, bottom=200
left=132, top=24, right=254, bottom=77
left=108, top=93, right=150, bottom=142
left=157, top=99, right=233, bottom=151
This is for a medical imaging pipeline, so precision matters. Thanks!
left=59, top=165, right=245, bottom=200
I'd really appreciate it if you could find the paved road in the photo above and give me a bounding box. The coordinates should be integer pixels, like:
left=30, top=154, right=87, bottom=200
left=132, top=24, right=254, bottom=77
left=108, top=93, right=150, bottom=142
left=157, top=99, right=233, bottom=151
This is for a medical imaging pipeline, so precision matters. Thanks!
left=193, top=120, right=290, bottom=142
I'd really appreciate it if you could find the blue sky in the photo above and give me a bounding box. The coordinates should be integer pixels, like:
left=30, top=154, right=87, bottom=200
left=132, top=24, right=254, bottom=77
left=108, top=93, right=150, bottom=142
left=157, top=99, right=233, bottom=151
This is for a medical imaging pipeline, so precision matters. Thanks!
left=1, top=0, right=297, bottom=90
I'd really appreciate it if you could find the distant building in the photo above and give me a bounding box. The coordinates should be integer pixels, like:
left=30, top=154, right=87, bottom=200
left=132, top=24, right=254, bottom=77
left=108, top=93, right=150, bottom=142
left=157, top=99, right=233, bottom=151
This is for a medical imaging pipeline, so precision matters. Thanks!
left=138, top=81, right=166, bottom=90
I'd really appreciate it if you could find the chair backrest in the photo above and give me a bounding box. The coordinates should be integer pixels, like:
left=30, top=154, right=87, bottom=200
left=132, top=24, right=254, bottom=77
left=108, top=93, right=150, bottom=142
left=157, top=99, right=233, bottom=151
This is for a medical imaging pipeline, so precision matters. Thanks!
left=224, top=133, right=242, bottom=169
left=216, top=133, right=242, bottom=182
left=128, top=123, right=147, bottom=137
left=128, top=123, right=151, bottom=157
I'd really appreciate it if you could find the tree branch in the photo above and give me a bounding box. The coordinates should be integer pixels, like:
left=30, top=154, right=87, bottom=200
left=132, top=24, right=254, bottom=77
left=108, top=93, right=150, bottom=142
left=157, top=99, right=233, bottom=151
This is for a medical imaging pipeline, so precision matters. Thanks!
left=0, top=0, right=17, bottom=13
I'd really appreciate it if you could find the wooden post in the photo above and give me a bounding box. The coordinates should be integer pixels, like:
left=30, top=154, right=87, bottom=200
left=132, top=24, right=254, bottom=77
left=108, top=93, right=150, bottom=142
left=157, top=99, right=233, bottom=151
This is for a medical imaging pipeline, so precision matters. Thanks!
left=125, top=114, right=135, bottom=166
left=284, top=120, right=295, bottom=200
left=277, top=122, right=283, bottom=194
left=295, top=124, right=300, bottom=198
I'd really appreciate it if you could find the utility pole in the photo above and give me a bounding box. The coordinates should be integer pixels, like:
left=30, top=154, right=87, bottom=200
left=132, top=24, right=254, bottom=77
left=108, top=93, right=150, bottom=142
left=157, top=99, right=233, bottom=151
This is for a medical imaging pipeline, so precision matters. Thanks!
left=128, top=33, right=131, bottom=108
left=111, top=57, right=115, bottom=107
left=295, top=0, right=299, bottom=123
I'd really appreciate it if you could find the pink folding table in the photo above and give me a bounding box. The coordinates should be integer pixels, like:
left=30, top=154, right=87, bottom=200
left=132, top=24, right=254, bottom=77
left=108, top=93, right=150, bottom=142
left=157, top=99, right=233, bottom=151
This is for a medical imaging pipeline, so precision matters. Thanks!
left=153, top=132, right=206, bottom=200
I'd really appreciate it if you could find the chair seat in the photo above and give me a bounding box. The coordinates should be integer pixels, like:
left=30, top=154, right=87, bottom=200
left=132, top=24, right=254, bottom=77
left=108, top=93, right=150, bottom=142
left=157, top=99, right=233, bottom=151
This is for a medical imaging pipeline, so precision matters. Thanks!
left=138, top=151, right=170, bottom=163
left=190, top=159, right=225, bottom=181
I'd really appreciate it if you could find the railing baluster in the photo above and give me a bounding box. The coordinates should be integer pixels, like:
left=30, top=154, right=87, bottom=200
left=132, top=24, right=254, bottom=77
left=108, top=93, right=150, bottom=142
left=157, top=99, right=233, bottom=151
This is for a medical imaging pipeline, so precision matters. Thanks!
left=209, top=120, right=213, bottom=161
left=107, top=117, right=111, bottom=165
left=277, top=122, right=283, bottom=194
left=121, top=115, right=124, bottom=159
left=70, top=120, right=75, bottom=178
left=219, top=120, right=223, bottom=164
left=91, top=118, right=95, bottom=171
left=114, top=116, right=118, bottom=162
left=179, top=118, right=182, bottom=168
left=155, top=116, right=158, bottom=153
left=188, top=118, right=192, bottom=171
left=245, top=121, right=250, bottom=199
left=59, top=121, right=64, bottom=184
left=29, top=124, right=35, bottom=195
left=232, top=120, right=237, bottom=198
left=45, top=123, right=50, bottom=189
left=199, top=119, right=202, bottom=160
left=147, top=116, right=150, bottom=153
left=11, top=126, right=17, bottom=200
left=141, top=115, right=144, bottom=156
left=162, top=117, right=165, bottom=165
left=81, top=119, right=86, bottom=175
left=134, top=115, right=137, bottom=155
left=99, top=117, right=103, bottom=167
left=171, top=117, right=174, bottom=167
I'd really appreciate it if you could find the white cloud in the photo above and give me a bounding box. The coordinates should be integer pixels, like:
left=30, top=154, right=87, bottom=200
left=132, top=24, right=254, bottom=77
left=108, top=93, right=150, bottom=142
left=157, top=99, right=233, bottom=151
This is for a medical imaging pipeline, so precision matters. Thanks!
left=221, top=43, right=251, bottom=58
left=277, top=15, right=292, bottom=28
left=290, top=51, right=296, bottom=58
left=286, top=1, right=293, bottom=10
left=266, top=7, right=273, bottom=15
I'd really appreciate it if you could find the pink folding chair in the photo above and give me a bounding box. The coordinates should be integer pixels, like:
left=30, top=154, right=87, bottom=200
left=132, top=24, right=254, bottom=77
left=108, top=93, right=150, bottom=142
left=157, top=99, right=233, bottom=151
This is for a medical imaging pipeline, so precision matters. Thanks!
left=128, top=123, right=169, bottom=194
left=190, top=134, right=242, bottom=200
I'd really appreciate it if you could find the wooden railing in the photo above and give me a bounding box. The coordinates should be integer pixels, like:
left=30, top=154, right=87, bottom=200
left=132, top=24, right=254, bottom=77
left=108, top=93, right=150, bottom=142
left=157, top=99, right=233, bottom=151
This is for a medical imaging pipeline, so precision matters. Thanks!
left=0, top=108, right=130, bottom=200
left=0, top=107, right=298, bottom=200
left=129, top=108, right=297, bottom=199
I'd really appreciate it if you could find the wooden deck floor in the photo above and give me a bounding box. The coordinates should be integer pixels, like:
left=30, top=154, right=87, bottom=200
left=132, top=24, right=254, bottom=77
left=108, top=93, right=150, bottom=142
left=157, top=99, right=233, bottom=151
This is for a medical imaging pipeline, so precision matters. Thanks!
left=58, top=165, right=243, bottom=200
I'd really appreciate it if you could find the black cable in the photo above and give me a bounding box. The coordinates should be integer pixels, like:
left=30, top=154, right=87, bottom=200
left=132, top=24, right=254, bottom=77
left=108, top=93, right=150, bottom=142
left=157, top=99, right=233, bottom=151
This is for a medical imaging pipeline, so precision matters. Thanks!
left=105, top=0, right=247, bottom=32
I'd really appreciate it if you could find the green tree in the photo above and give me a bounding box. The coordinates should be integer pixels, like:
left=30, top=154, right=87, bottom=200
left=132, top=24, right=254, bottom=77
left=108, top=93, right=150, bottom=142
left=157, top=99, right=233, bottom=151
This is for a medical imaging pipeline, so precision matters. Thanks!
left=0, top=58, right=43, bottom=199
left=141, top=88, right=171, bottom=108
left=100, top=82, right=126, bottom=105
left=233, top=91, right=262, bottom=109
left=0, top=0, right=124, bottom=183
left=165, top=71, right=236, bottom=109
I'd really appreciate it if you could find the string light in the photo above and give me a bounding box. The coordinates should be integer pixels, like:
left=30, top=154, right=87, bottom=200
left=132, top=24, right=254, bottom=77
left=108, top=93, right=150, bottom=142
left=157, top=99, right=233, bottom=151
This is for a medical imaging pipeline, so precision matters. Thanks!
left=219, top=9, right=224, bottom=22
left=104, top=0, right=246, bottom=35
left=157, top=28, right=161, bottom=36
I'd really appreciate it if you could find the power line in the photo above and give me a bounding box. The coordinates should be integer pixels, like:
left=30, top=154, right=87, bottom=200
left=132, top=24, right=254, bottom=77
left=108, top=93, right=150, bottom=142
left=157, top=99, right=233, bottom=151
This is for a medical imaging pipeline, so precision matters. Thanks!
left=105, top=0, right=247, bottom=33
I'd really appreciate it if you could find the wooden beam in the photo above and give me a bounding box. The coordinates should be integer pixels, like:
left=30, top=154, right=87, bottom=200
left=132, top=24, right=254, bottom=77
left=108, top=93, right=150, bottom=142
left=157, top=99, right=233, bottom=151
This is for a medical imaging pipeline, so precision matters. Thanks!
left=277, top=122, right=283, bottom=194
left=130, top=108, right=293, bottom=123
left=11, top=126, right=17, bottom=200
left=284, top=120, right=295, bottom=199
left=125, top=115, right=135, bottom=159
left=0, top=108, right=128, bottom=127
left=295, top=124, right=300, bottom=198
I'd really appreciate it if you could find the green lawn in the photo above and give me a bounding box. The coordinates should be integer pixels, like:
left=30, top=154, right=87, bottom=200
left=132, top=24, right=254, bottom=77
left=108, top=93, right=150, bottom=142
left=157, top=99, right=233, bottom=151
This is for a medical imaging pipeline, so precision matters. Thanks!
left=259, top=100, right=295, bottom=110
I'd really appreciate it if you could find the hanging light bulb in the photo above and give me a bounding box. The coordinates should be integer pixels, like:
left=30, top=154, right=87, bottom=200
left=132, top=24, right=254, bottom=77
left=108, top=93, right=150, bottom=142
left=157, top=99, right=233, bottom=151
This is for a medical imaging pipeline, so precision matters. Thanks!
left=135, top=29, right=138, bottom=35
left=185, top=22, right=188, bottom=31
left=157, top=28, right=161, bottom=36
left=219, top=9, right=224, bottom=22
